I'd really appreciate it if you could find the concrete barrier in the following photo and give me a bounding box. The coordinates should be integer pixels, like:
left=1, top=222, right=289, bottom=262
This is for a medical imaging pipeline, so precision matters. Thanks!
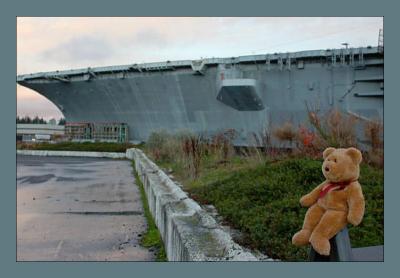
left=17, top=149, right=126, bottom=159
left=126, top=148, right=258, bottom=261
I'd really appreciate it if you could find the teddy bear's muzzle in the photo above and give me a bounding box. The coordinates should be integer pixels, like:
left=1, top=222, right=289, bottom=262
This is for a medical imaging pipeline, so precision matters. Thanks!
left=324, top=166, right=330, bottom=172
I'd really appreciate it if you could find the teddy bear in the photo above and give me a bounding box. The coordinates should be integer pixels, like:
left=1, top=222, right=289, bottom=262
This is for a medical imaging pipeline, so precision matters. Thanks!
left=292, top=147, right=365, bottom=256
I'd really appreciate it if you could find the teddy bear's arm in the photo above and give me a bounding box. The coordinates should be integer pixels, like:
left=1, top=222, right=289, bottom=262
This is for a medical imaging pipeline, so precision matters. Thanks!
left=300, top=183, right=324, bottom=207
left=347, top=183, right=365, bottom=226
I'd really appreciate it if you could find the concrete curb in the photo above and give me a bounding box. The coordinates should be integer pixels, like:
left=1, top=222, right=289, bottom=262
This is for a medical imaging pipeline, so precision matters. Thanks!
left=17, top=150, right=126, bottom=159
left=126, top=148, right=258, bottom=261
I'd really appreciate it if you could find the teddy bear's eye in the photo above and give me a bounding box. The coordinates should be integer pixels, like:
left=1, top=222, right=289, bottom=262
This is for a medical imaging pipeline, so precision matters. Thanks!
left=334, top=158, right=337, bottom=163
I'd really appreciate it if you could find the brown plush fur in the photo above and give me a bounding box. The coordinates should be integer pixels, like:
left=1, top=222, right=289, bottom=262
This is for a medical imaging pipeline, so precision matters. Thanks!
left=292, top=147, right=365, bottom=256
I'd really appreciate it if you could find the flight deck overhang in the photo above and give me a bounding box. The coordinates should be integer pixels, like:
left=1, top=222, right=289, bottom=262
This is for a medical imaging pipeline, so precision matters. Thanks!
left=17, top=46, right=382, bottom=83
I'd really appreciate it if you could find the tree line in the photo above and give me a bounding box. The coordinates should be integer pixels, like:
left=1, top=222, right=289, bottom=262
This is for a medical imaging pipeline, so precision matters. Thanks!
left=16, top=116, right=66, bottom=125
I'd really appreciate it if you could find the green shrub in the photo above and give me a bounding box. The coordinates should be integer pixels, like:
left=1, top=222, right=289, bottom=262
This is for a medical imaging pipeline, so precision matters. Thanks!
left=146, top=130, right=173, bottom=162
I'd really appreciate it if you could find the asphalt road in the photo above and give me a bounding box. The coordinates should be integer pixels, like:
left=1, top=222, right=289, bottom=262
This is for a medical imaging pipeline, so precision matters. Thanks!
left=17, top=155, right=155, bottom=261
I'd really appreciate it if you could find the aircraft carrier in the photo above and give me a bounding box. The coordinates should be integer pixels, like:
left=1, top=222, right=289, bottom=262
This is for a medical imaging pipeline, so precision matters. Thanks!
left=17, top=46, right=383, bottom=145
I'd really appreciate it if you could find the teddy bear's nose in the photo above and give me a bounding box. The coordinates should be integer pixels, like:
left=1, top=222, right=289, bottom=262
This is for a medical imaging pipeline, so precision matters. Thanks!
left=325, top=166, right=330, bottom=172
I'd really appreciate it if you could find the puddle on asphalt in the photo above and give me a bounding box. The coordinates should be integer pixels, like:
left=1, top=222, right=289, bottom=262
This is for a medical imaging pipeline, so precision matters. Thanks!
left=57, top=211, right=143, bottom=216
left=82, top=199, right=132, bottom=204
left=87, top=183, right=109, bottom=189
left=64, top=168, right=96, bottom=174
left=17, top=174, right=55, bottom=184
left=56, top=176, right=91, bottom=182
left=17, top=174, right=91, bottom=184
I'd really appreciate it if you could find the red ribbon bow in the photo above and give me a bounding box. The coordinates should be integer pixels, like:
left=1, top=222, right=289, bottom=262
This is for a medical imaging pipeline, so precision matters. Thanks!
left=319, top=181, right=355, bottom=199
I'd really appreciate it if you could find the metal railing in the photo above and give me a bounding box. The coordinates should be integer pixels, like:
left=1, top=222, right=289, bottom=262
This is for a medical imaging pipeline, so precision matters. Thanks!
left=309, top=227, right=353, bottom=261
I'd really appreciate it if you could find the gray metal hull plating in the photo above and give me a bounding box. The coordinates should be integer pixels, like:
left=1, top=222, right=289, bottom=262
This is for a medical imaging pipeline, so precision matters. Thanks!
left=17, top=47, right=383, bottom=145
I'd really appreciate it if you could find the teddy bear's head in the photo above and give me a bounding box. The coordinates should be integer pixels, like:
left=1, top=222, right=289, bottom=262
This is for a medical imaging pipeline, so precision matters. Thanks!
left=322, top=147, right=362, bottom=183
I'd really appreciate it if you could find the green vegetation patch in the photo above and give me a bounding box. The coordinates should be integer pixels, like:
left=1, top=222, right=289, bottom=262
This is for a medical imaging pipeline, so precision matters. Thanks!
left=188, top=158, right=384, bottom=261
left=17, top=141, right=142, bottom=153
left=132, top=161, right=167, bottom=262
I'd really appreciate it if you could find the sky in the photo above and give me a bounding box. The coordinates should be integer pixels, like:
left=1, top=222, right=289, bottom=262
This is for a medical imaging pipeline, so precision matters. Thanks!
left=17, top=17, right=383, bottom=120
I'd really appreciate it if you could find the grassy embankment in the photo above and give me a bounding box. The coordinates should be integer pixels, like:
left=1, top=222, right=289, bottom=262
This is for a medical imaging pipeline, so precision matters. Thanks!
left=153, top=153, right=383, bottom=261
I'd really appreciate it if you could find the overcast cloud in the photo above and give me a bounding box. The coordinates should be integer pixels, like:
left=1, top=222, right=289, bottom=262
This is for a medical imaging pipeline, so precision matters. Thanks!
left=17, top=17, right=383, bottom=120
left=40, top=36, right=115, bottom=64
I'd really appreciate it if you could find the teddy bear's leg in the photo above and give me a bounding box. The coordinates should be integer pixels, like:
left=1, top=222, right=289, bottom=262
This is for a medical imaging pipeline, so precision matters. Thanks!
left=292, top=204, right=325, bottom=246
left=309, top=210, right=347, bottom=256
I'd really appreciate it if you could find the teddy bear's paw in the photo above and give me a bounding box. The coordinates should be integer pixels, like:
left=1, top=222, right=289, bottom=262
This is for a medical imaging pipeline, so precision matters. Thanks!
left=292, top=229, right=311, bottom=246
left=347, top=214, right=362, bottom=226
left=310, top=235, right=330, bottom=256
left=300, top=196, right=312, bottom=207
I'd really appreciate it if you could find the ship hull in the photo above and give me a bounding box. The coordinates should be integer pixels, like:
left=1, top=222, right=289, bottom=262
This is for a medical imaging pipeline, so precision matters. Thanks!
left=17, top=47, right=383, bottom=145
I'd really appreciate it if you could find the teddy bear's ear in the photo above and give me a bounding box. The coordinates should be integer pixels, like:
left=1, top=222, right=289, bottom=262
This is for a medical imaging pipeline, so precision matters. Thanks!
left=346, top=147, right=362, bottom=164
left=323, top=147, right=336, bottom=159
